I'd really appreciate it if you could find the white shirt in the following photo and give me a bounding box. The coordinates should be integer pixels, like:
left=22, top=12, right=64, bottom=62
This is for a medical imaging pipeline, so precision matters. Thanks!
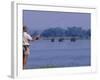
left=23, top=32, right=32, bottom=45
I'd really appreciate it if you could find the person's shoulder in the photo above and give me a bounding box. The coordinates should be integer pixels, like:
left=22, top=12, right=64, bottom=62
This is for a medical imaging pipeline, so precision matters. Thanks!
left=24, top=32, right=32, bottom=38
left=24, top=32, right=29, bottom=35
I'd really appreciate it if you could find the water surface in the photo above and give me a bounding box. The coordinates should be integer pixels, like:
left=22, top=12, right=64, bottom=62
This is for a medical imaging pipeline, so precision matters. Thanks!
left=24, top=40, right=90, bottom=69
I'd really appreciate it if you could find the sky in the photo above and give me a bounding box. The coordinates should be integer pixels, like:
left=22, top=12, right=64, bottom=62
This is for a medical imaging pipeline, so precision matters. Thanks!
left=23, top=10, right=91, bottom=32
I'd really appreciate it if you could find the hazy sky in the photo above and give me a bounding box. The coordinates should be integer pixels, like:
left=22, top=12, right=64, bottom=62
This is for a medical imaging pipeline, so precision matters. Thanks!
left=23, top=10, right=91, bottom=31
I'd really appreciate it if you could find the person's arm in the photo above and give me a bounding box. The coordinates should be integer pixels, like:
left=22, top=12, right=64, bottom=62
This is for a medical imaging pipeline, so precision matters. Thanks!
left=32, top=34, right=41, bottom=41
left=26, top=33, right=32, bottom=41
left=35, top=34, right=41, bottom=40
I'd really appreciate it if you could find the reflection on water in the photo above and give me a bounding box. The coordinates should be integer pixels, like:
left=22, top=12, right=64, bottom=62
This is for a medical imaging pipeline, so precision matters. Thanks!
left=24, top=40, right=91, bottom=69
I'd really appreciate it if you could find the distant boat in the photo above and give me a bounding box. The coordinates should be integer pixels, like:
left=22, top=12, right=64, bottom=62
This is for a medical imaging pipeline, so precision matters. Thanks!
left=58, top=38, right=64, bottom=42
left=51, top=38, right=55, bottom=42
left=70, top=37, right=76, bottom=42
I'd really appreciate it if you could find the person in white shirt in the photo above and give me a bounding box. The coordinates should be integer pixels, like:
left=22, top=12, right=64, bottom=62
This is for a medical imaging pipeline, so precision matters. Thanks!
left=23, top=26, right=33, bottom=67
left=23, top=26, right=41, bottom=67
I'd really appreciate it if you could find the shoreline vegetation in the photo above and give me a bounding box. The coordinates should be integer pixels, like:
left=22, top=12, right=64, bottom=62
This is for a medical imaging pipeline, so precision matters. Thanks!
left=30, top=26, right=90, bottom=42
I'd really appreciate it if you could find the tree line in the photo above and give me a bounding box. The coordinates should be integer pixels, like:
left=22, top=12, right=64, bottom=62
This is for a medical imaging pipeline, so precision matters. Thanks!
left=40, top=27, right=90, bottom=39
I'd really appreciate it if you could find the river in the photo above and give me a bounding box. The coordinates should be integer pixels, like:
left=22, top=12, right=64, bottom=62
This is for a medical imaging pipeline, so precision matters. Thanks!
left=24, top=40, right=91, bottom=69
